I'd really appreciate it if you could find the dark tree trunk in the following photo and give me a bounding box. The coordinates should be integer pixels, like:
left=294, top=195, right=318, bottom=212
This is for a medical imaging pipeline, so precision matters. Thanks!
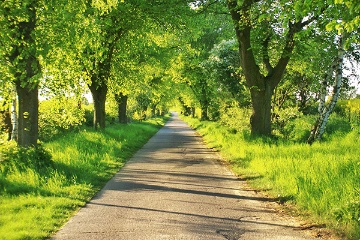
left=115, top=93, right=128, bottom=124
left=249, top=82, right=273, bottom=136
left=151, top=104, right=157, bottom=117
left=298, top=89, right=308, bottom=114
left=16, top=83, right=39, bottom=147
left=199, top=78, right=209, bottom=121
left=88, top=81, right=107, bottom=130
left=200, top=100, right=209, bottom=121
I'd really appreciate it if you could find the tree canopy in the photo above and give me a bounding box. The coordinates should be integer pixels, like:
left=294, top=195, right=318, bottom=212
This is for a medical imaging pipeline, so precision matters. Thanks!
left=0, top=0, right=359, bottom=146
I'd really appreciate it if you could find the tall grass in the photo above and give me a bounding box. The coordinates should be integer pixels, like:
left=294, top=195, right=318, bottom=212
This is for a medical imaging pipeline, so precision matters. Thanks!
left=0, top=117, right=167, bottom=239
left=183, top=116, right=360, bottom=239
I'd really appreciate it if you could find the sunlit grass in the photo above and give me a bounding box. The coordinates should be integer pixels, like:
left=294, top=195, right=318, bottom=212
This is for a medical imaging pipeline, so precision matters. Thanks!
left=182, top=116, right=360, bottom=239
left=0, top=116, right=167, bottom=239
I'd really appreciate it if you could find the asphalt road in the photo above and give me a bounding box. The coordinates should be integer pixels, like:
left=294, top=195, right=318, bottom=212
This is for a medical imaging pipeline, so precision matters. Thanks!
left=52, top=112, right=315, bottom=240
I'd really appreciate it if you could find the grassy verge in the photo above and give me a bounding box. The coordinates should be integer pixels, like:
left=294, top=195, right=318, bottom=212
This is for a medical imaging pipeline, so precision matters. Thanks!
left=182, top=116, right=359, bottom=239
left=0, top=116, right=168, bottom=239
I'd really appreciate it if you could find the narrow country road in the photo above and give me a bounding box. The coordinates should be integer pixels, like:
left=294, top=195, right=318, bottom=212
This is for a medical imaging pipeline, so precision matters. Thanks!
left=52, top=112, right=316, bottom=240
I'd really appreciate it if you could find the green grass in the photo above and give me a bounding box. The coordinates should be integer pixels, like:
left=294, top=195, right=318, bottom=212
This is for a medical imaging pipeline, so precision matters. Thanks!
left=0, top=116, right=167, bottom=239
left=182, top=116, right=360, bottom=239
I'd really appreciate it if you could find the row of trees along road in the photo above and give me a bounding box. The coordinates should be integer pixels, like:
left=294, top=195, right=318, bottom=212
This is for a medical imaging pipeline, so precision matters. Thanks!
left=1, top=0, right=359, bottom=147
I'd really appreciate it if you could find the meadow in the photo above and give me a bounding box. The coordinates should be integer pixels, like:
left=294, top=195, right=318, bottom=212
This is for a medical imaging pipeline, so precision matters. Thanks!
left=0, top=117, right=166, bottom=239
left=182, top=115, right=360, bottom=239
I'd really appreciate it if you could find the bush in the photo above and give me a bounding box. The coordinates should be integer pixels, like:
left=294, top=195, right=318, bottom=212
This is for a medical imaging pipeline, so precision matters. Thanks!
left=282, top=115, right=315, bottom=142
left=273, top=107, right=302, bottom=138
left=39, top=97, right=85, bottom=141
left=219, top=104, right=251, bottom=134
left=281, top=112, right=352, bottom=143
left=334, top=100, right=348, bottom=117
left=347, top=99, right=360, bottom=128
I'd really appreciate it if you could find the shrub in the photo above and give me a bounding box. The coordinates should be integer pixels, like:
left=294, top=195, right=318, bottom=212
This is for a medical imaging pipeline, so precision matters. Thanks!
left=273, top=106, right=302, bottom=138
left=334, top=100, right=348, bottom=117
left=39, top=97, right=85, bottom=140
left=219, top=104, right=251, bottom=133
left=347, top=99, right=360, bottom=128
left=282, top=115, right=315, bottom=142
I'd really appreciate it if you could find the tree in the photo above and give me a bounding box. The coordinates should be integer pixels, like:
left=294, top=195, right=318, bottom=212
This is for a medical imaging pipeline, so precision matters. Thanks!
left=307, top=1, right=360, bottom=143
left=78, top=2, right=125, bottom=129
left=309, top=39, right=346, bottom=144
left=69, top=0, right=196, bottom=129
left=226, top=0, right=327, bottom=136
left=0, top=0, right=42, bottom=147
left=176, top=11, right=235, bottom=120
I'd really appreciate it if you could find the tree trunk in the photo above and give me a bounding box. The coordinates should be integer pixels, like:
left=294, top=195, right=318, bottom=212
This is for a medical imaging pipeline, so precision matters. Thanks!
left=200, top=100, right=209, bottom=121
left=11, top=90, right=18, bottom=141
left=178, top=97, right=192, bottom=116
left=115, top=93, right=128, bottom=124
left=16, top=83, right=39, bottom=147
left=88, top=81, right=107, bottom=130
left=199, top=78, right=209, bottom=121
left=250, top=82, right=273, bottom=136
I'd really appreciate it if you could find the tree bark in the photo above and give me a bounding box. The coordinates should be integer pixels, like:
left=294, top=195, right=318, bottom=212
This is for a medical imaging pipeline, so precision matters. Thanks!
left=200, top=99, right=209, bottom=121
left=198, top=78, right=210, bottom=121
left=16, top=83, right=39, bottom=147
left=115, top=93, right=128, bottom=124
left=11, top=88, right=18, bottom=141
left=88, top=80, right=107, bottom=130
left=250, top=81, right=273, bottom=136
left=85, top=23, right=123, bottom=130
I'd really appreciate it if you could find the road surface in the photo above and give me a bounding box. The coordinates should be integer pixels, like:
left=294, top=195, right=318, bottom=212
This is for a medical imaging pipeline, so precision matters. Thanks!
left=52, top=112, right=317, bottom=240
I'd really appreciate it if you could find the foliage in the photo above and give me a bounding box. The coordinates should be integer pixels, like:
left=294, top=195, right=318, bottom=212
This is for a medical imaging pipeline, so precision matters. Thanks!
left=272, top=107, right=304, bottom=139
left=346, top=99, right=360, bottom=127
left=0, top=117, right=166, bottom=239
left=218, top=104, right=251, bottom=134
left=38, top=97, right=85, bottom=141
left=332, top=99, right=360, bottom=128
left=281, top=115, right=315, bottom=142
left=206, top=39, right=250, bottom=107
